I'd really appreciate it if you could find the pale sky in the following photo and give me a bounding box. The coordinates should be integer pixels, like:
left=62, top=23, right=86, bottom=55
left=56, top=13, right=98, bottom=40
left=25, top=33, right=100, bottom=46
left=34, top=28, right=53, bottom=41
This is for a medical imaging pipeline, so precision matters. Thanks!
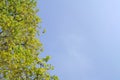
left=38, top=0, right=120, bottom=80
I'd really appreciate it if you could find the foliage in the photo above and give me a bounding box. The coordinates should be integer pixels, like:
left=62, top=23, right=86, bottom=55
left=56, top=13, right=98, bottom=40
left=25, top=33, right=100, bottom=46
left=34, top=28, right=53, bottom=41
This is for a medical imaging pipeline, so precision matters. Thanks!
left=0, top=0, right=58, bottom=80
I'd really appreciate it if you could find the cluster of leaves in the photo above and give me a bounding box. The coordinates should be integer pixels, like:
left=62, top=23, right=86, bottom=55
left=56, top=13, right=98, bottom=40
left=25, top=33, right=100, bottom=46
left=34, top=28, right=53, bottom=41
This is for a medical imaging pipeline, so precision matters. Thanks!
left=0, top=0, right=58, bottom=80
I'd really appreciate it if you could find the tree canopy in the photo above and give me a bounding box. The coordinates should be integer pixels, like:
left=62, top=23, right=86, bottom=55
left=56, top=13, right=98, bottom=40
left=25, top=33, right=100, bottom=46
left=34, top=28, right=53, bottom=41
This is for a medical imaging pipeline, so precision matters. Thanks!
left=0, top=0, right=58, bottom=80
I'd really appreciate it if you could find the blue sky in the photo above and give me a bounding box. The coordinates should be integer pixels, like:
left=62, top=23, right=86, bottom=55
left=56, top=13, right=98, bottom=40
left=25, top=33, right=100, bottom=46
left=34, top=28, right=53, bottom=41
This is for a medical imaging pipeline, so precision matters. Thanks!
left=38, top=0, right=120, bottom=80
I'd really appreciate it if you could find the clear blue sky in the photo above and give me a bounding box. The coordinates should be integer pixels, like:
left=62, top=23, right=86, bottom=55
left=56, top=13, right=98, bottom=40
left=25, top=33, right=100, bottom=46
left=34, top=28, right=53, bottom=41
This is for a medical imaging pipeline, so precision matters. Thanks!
left=38, top=0, right=120, bottom=80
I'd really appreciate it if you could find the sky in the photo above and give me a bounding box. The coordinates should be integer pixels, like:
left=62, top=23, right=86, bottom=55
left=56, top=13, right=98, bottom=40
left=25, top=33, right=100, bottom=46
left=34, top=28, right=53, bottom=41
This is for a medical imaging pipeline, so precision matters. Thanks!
left=38, top=0, right=120, bottom=80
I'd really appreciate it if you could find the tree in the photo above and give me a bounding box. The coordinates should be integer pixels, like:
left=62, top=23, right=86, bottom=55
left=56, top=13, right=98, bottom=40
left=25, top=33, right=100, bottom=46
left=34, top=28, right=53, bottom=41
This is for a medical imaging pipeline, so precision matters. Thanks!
left=0, top=0, right=58, bottom=80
